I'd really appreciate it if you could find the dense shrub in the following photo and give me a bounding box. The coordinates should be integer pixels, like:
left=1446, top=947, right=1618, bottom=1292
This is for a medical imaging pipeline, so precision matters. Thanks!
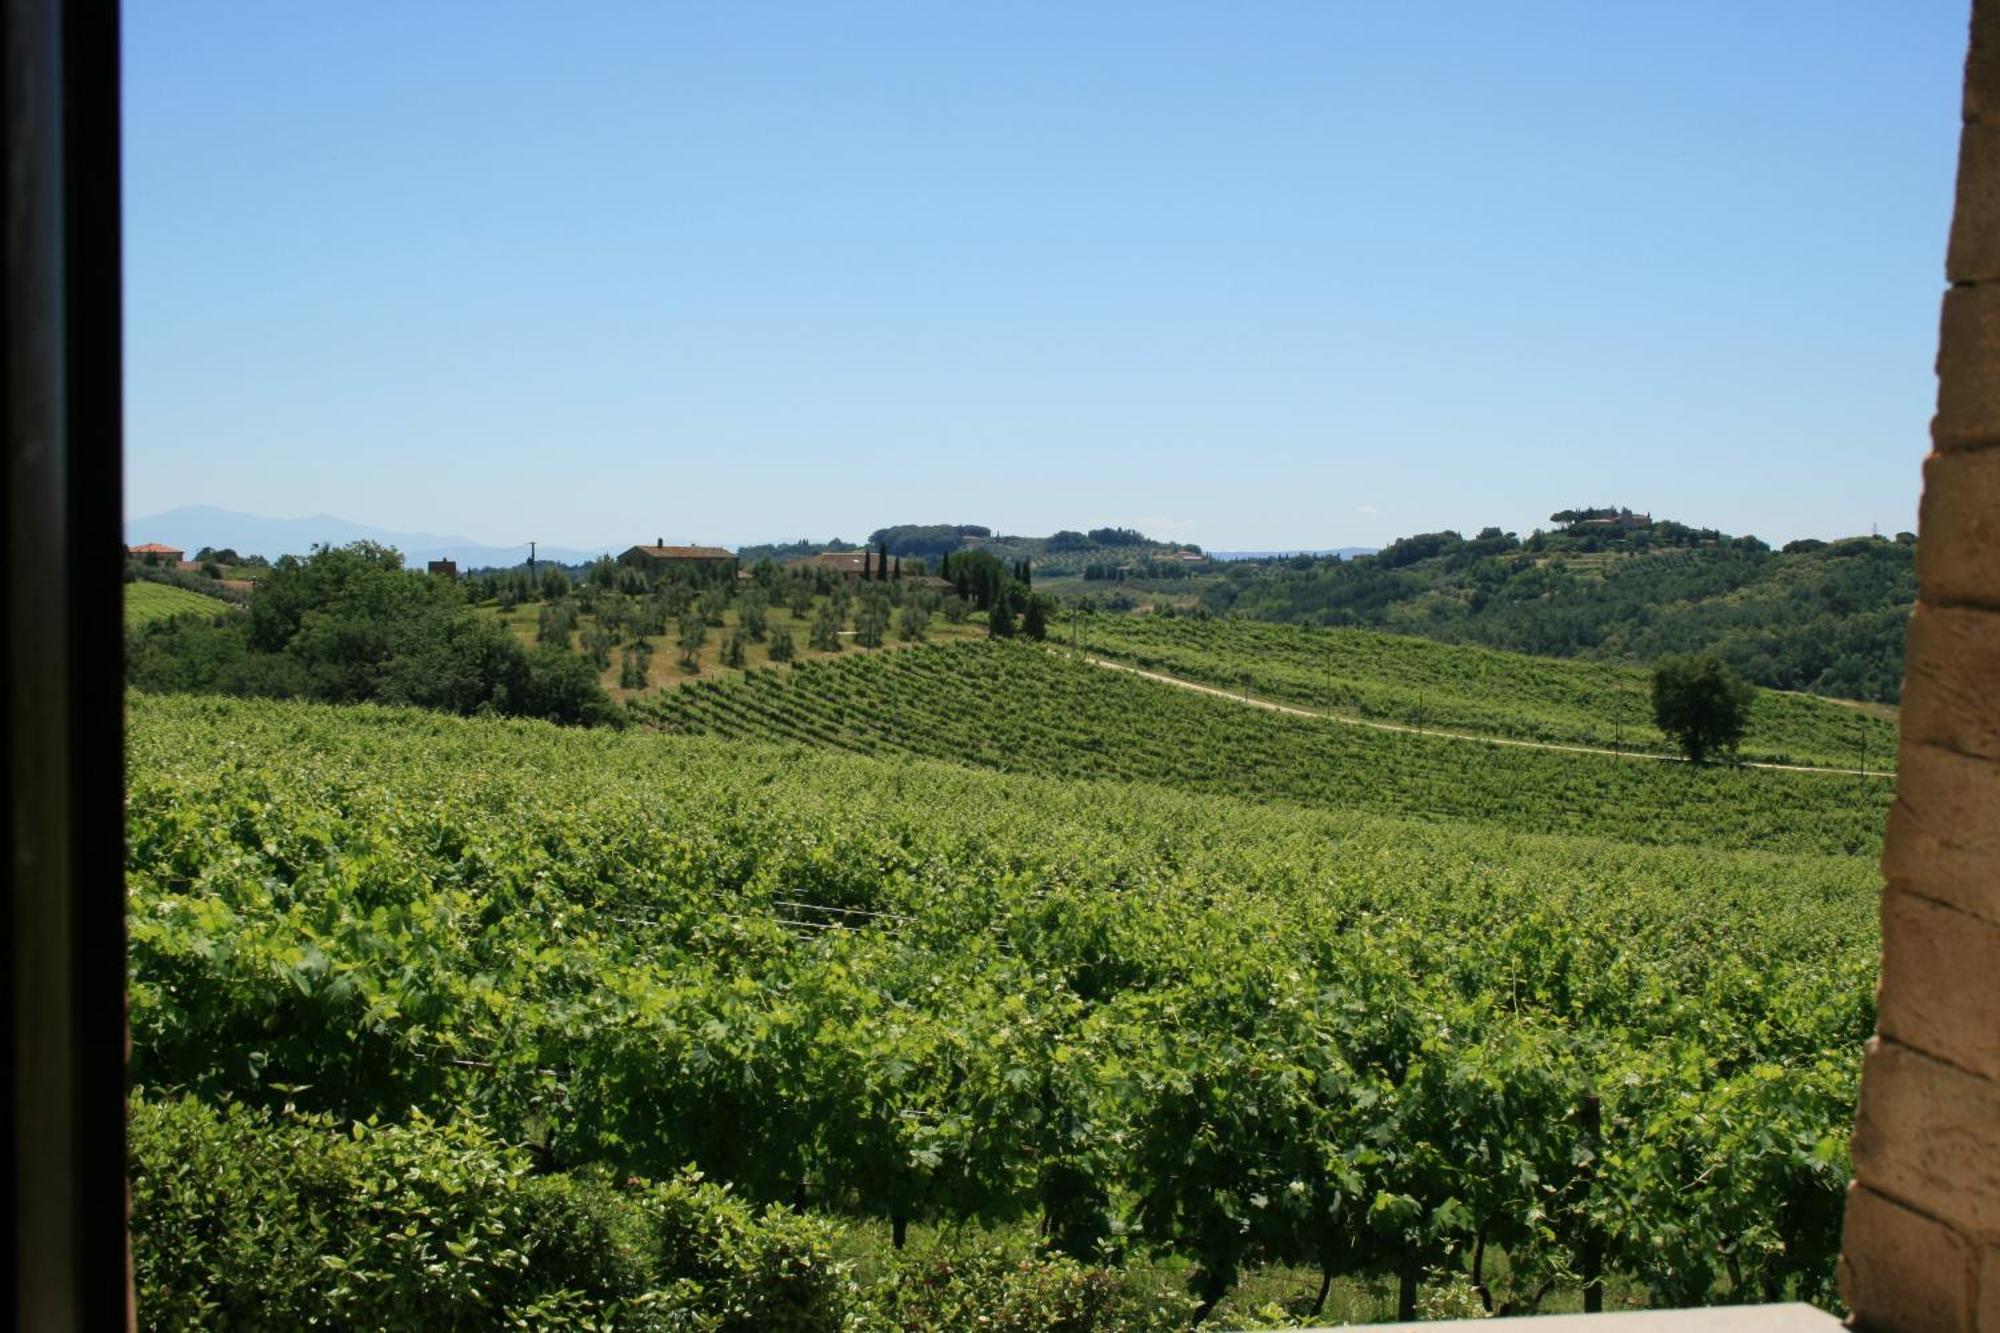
left=131, top=1093, right=1184, bottom=1332
left=127, top=542, right=619, bottom=728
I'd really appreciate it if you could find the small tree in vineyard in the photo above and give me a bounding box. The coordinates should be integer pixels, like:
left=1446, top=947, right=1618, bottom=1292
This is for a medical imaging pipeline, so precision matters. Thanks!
left=810, top=604, right=843, bottom=653
left=1651, top=653, right=1754, bottom=765
left=677, top=610, right=707, bottom=673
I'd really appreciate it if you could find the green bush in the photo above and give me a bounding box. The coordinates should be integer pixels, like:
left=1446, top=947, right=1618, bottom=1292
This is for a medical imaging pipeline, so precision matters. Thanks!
left=131, top=1092, right=1191, bottom=1332
left=131, top=1093, right=853, bottom=1331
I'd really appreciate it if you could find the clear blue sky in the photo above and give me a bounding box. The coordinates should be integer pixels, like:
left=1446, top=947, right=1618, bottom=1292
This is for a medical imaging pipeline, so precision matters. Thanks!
left=126, top=2, right=1968, bottom=551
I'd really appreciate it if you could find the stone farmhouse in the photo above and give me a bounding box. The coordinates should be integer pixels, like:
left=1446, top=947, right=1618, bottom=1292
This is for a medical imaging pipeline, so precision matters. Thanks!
left=616, top=541, right=735, bottom=578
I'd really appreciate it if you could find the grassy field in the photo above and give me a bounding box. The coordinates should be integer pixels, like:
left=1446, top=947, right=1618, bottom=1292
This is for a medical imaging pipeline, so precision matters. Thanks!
left=1068, top=614, right=1898, bottom=770
left=124, top=580, right=231, bottom=628
left=129, top=689, right=1875, bottom=1322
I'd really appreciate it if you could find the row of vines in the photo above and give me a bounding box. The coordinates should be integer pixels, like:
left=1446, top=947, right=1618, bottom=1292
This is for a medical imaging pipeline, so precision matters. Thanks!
left=1066, top=615, right=1898, bottom=771
left=633, top=641, right=1888, bottom=856
left=129, top=691, right=1878, bottom=1323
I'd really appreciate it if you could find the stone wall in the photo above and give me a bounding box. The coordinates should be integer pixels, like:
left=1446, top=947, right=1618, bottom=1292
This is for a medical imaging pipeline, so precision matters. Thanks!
left=1838, top=4, right=2000, bottom=1329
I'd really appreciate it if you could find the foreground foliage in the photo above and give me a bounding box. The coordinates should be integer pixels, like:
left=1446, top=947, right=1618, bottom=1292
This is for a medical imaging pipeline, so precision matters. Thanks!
left=130, top=692, right=1877, bottom=1321
left=132, top=1092, right=1186, bottom=1332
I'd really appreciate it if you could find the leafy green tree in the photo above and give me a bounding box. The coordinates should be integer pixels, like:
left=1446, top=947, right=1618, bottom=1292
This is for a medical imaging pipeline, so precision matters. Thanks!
left=739, top=589, right=770, bottom=642
left=580, top=623, right=614, bottom=670
left=810, top=603, right=843, bottom=653
left=677, top=611, right=708, bottom=673
left=1651, top=653, right=1755, bottom=765
left=768, top=624, right=796, bottom=663
left=618, top=639, right=653, bottom=689
left=722, top=626, right=750, bottom=669
left=1021, top=594, right=1053, bottom=642
left=536, top=600, right=577, bottom=646
left=855, top=592, right=889, bottom=649
left=988, top=598, right=1016, bottom=639
left=541, top=567, right=572, bottom=602
left=897, top=602, right=929, bottom=643
left=589, top=557, right=618, bottom=590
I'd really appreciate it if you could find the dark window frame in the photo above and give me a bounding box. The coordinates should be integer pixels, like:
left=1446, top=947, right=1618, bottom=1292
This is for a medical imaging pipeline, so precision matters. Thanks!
left=6, top=0, right=131, bottom=1326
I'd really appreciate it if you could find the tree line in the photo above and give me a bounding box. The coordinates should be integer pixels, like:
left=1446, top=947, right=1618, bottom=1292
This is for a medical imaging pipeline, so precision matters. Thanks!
left=127, top=542, right=620, bottom=726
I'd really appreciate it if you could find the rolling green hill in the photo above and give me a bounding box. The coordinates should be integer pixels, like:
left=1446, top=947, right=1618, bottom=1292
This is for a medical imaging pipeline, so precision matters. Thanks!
left=1176, top=530, right=1916, bottom=703
left=1070, top=614, right=1896, bottom=771
left=124, top=579, right=231, bottom=627
left=634, top=641, right=1888, bottom=856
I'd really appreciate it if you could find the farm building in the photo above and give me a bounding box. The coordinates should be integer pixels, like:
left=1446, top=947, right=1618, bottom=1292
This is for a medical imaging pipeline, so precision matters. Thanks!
left=427, top=559, right=458, bottom=579
left=787, top=550, right=932, bottom=583
left=127, top=542, right=184, bottom=566
left=617, top=541, right=736, bottom=578
left=788, top=550, right=871, bottom=582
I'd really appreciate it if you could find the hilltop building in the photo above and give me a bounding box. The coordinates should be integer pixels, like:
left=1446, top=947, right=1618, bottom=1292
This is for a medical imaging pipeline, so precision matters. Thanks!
left=427, top=559, right=458, bottom=580
left=126, top=542, right=184, bottom=566
left=786, top=550, right=936, bottom=584
left=617, top=541, right=735, bottom=578
left=788, top=551, right=873, bottom=582
left=1553, top=507, right=1652, bottom=533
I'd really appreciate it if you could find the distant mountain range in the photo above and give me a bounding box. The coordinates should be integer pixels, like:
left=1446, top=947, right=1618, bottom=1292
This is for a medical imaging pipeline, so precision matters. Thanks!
left=123, top=506, right=611, bottom=569
left=1208, top=547, right=1377, bottom=561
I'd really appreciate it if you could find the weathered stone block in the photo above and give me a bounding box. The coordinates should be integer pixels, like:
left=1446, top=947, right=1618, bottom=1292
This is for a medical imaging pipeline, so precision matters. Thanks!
left=1935, top=286, right=2000, bottom=450
left=1884, top=741, right=2000, bottom=926
left=1852, top=1038, right=2000, bottom=1237
left=1952, top=125, right=2000, bottom=283
left=1970, top=2, right=2000, bottom=127
left=1879, top=889, right=2000, bottom=1081
left=1918, top=448, right=2000, bottom=604
left=1980, top=1245, right=2000, bottom=1333
left=1903, top=605, right=2000, bottom=762
left=1840, top=1183, right=1973, bottom=1333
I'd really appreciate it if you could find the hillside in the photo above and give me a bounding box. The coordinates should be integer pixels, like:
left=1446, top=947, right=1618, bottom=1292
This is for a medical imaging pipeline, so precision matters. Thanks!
left=1144, top=529, right=1915, bottom=704
left=635, top=641, right=1888, bottom=856
left=129, top=690, right=1874, bottom=1321
left=124, top=580, right=231, bottom=628
left=1071, top=615, right=1897, bottom=771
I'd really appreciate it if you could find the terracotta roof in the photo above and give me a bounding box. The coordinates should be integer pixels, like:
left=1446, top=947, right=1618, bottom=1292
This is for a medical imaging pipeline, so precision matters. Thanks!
left=128, top=543, right=183, bottom=555
left=626, top=544, right=732, bottom=560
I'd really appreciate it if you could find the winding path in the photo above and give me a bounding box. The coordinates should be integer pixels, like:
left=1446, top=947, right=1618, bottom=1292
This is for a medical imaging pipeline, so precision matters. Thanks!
left=1071, top=652, right=1895, bottom=780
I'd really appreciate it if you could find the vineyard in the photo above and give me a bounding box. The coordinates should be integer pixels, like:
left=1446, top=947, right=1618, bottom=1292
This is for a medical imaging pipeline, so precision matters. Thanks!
left=633, top=641, right=1888, bottom=857
left=1064, top=615, right=1898, bottom=771
left=125, top=579, right=231, bottom=628
left=129, top=690, right=1878, bottom=1325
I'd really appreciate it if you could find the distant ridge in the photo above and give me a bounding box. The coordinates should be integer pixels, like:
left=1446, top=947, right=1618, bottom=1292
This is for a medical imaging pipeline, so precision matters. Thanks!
left=1208, top=547, right=1376, bottom=561
left=123, top=505, right=611, bottom=568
